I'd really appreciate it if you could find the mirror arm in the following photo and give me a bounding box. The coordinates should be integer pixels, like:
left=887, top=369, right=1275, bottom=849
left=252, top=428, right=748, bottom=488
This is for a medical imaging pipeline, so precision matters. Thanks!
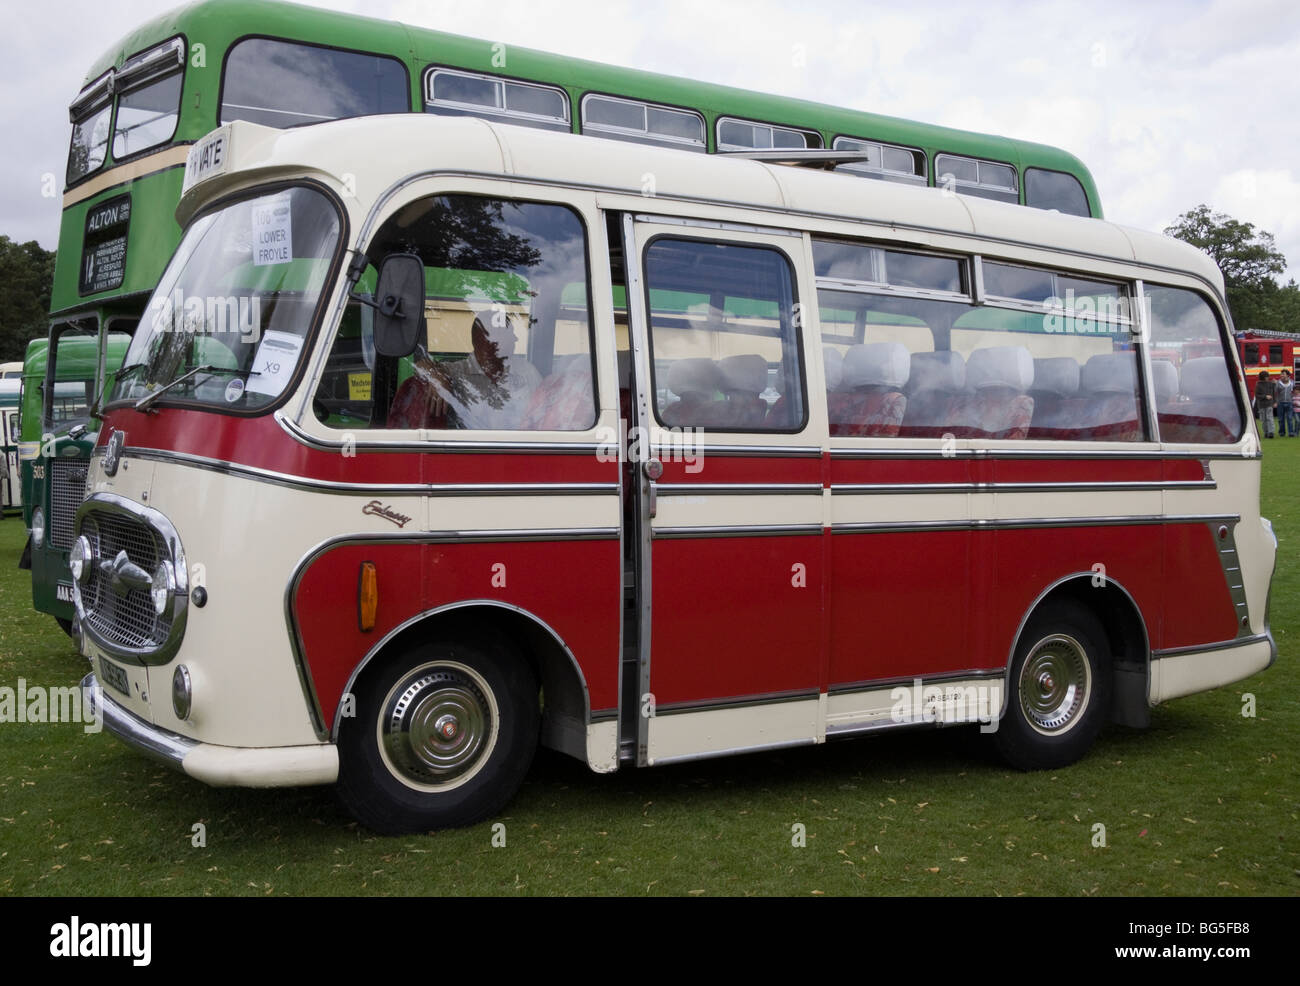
left=345, top=250, right=408, bottom=319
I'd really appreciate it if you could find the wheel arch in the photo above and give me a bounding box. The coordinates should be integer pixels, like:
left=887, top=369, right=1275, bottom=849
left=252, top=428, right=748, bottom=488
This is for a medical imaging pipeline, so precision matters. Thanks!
left=333, top=599, right=592, bottom=758
left=1004, top=573, right=1151, bottom=728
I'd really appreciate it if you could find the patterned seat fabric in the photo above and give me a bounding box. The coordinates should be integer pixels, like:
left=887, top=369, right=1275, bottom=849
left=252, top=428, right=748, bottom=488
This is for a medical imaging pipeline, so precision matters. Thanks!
left=955, top=346, right=1035, bottom=440
left=717, top=354, right=770, bottom=428
left=1159, top=356, right=1242, bottom=443
left=828, top=342, right=910, bottom=437
left=523, top=355, right=594, bottom=431
left=1076, top=352, right=1143, bottom=442
left=898, top=351, right=965, bottom=439
left=1027, top=356, right=1081, bottom=439
left=661, top=358, right=726, bottom=428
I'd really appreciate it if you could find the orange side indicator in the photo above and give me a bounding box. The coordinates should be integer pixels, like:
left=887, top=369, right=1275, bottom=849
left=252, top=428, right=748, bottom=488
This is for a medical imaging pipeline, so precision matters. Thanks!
left=358, top=561, right=378, bottom=632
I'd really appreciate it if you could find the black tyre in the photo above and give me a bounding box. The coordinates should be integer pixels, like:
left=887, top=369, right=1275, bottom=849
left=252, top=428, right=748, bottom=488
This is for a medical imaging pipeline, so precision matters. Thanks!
left=55, top=616, right=73, bottom=638
left=993, top=602, right=1111, bottom=770
left=336, top=640, right=539, bottom=834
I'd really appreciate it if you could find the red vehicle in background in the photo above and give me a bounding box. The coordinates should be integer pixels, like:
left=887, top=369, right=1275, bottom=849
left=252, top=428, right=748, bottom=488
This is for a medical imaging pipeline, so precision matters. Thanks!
left=1233, top=332, right=1300, bottom=400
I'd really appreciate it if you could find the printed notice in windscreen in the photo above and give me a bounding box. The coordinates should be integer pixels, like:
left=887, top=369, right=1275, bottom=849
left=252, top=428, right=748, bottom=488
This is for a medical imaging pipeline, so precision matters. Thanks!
left=252, top=193, right=293, bottom=267
left=246, top=330, right=303, bottom=397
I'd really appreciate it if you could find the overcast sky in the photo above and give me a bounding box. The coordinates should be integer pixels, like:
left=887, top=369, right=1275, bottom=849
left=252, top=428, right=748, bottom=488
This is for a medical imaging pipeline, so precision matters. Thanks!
left=4, top=0, right=1298, bottom=282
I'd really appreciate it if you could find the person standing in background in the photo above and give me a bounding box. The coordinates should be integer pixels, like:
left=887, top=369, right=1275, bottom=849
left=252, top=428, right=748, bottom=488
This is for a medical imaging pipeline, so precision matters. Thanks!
left=1279, top=369, right=1296, bottom=437
left=1256, top=370, right=1278, bottom=438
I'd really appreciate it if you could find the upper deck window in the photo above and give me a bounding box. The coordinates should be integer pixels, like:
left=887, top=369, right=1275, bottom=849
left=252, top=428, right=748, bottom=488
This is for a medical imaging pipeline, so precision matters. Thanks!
left=717, top=117, right=815, bottom=151
left=66, top=71, right=114, bottom=185
left=935, top=153, right=1018, bottom=204
left=580, top=94, right=705, bottom=151
left=425, top=69, right=569, bottom=132
left=112, top=37, right=185, bottom=160
left=831, top=136, right=926, bottom=185
left=220, top=39, right=408, bottom=128
left=1024, top=167, right=1090, bottom=218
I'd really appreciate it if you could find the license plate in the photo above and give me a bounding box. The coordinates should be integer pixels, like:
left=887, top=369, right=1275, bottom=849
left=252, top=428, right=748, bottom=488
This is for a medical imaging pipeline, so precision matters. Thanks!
left=56, top=582, right=73, bottom=603
left=100, top=657, right=129, bottom=697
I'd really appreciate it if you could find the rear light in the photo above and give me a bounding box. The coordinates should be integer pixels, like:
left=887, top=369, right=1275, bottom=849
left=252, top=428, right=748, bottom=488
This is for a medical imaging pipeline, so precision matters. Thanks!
left=358, top=561, right=378, bottom=631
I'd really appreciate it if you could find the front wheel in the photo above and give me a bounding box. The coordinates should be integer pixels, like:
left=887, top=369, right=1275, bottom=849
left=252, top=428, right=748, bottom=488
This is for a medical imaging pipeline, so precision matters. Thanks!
left=336, top=641, right=539, bottom=834
left=993, top=602, right=1111, bottom=770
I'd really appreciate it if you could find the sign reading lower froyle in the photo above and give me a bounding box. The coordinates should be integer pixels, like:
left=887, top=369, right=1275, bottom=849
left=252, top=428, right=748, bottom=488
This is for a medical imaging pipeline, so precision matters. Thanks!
left=79, top=194, right=131, bottom=295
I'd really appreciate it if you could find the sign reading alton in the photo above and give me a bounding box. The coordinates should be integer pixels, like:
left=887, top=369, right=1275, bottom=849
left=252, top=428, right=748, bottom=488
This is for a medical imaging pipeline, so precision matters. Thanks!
left=79, top=194, right=130, bottom=295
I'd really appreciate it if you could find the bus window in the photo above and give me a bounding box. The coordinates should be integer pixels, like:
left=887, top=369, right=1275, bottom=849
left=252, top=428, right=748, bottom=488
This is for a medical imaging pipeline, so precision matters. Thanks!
left=66, top=70, right=113, bottom=184
left=831, top=136, right=926, bottom=185
left=642, top=238, right=805, bottom=432
left=425, top=69, right=570, bottom=132
left=220, top=39, right=409, bottom=128
left=580, top=95, right=705, bottom=151
left=813, top=240, right=1145, bottom=441
left=112, top=38, right=184, bottom=159
left=1146, top=285, right=1243, bottom=443
left=1025, top=167, right=1090, bottom=217
left=317, top=195, right=596, bottom=432
left=717, top=118, right=816, bottom=151
left=935, top=153, right=1018, bottom=204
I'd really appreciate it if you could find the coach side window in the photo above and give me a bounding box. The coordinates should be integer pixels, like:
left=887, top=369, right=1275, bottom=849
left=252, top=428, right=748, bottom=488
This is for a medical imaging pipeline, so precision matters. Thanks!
left=642, top=238, right=806, bottom=432
left=1145, top=286, right=1244, bottom=444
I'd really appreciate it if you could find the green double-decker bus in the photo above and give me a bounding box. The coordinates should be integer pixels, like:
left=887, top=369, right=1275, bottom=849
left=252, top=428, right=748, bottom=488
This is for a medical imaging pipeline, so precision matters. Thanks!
left=32, top=0, right=1103, bottom=629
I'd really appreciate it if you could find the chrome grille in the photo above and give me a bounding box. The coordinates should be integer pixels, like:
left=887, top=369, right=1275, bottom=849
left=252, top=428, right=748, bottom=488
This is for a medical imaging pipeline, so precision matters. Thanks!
left=50, top=459, right=89, bottom=549
left=81, top=510, right=172, bottom=650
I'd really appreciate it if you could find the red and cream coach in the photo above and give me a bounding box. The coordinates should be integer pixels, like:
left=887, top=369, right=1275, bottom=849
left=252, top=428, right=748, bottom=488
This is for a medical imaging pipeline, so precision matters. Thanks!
left=74, top=116, right=1275, bottom=832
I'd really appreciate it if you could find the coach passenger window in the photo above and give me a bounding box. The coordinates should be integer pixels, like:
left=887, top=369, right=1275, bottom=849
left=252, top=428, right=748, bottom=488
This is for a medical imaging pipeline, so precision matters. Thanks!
left=313, top=195, right=596, bottom=433
left=643, top=239, right=805, bottom=431
left=1146, top=286, right=1243, bottom=443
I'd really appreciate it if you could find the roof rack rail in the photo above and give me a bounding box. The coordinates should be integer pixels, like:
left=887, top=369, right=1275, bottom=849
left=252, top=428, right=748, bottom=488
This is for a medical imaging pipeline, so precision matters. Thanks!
left=715, top=149, right=873, bottom=170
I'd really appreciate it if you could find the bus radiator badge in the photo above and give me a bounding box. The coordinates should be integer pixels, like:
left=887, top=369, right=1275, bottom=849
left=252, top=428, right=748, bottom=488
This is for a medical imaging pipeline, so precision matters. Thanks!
left=103, top=430, right=125, bottom=477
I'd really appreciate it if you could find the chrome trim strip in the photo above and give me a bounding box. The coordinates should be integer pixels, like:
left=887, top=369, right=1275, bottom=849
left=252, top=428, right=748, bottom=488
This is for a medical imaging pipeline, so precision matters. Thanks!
left=624, top=212, right=655, bottom=768
left=658, top=443, right=822, bottom=458
left=632, top=212, right=802, bottom=237
left=827, top=667, right=1005, bottom=695
left=832, top=513, right=1238, bottom=534
left=831, top=479, right=1215, bottom=495
left=655, top=688, right=820, bottom=715
left=656, top=483, right=823, bottom=496
left=121, top=446, right=617, bottom=497
left=276, top=410, right=605, bottom=455
left=83, top=673, right=195, bottom=768
left=331, top=600, right=595, bottom=741
left=654, top=523, right=823, bottom=539
left=1150, top=633, right=1271, bottom=660
left=829, top=447, right=1258, bottom=460
left=826, top=716, right=973, bottom=738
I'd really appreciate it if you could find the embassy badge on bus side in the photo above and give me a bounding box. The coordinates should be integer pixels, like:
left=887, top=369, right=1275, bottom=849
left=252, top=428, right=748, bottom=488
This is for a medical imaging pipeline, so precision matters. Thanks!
left=184, top=126, right=232, bottom=194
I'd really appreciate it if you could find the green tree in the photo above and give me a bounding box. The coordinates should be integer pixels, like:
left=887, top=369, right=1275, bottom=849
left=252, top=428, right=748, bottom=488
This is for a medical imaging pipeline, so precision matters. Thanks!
left=1164, top=205, right=1294, bottom=332
left=0, top=235, right=55, bottom=362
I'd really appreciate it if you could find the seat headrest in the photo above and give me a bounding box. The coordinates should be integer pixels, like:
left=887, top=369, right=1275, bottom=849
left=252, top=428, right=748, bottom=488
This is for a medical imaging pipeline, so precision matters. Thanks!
left=823, top=348, right=844, bottom=392
left=1031, top=357, right=1079, bottom=397
left=907, top=350, right=965, bottom=393
left=966, top=346, right=1034, bottom=391
left=1150, top=359, right=1178, bottom=402
left=843, top=342, right=910, bottom=390
left=666, top=357, right=721, bottom=396
left=1081, top=352, right=1137, bottom=394
left=1181, top=357, right=1235, bottom=400
left=718, top=354, right=768, bottom=395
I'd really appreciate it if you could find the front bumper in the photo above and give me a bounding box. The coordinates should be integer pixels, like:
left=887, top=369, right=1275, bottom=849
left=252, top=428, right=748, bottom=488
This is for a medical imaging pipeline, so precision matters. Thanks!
left=82, top=673, right=338, bottom=787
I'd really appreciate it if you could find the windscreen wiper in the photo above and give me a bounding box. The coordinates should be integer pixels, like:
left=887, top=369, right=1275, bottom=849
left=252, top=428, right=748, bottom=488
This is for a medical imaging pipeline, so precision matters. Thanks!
left=133, top=365, right=256, bottom=413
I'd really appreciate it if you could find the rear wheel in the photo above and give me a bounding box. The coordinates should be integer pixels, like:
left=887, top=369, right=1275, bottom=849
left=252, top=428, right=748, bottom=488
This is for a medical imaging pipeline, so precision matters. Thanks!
left=336, top=640, right=539, bottom=834
left=993, top=602, right=1111, bottom=770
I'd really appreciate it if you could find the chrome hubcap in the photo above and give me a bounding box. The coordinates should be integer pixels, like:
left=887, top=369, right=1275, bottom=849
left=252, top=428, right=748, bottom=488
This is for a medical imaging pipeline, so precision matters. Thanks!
left=379, top=663, right=497, bottom=790
left=1019, top=633, right=1091, bottom=735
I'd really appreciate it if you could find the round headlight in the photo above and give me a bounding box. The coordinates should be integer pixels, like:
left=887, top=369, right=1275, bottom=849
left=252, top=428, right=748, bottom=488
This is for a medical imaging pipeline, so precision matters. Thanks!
left=69, top=535, right=92, bottom=583
left=172, top=665, right=192, bottom=721
left=31, top=507, right=45, bottom=548
left=151, top=560, right=175, bottom=616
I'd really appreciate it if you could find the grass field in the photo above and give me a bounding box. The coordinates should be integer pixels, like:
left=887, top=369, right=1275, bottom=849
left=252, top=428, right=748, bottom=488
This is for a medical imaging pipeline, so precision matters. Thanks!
left=0, top=449, right=1296, bottom=898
